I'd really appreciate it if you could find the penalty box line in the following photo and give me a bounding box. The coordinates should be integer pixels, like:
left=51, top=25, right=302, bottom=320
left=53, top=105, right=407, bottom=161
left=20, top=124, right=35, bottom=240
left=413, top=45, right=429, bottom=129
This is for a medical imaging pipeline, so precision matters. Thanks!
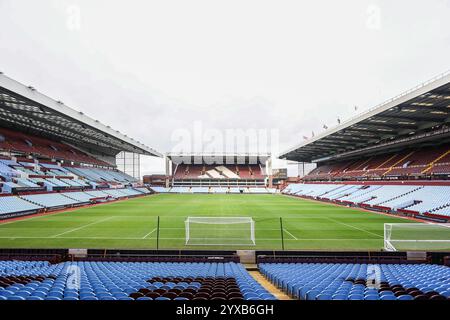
left=52, top=217, right=115, bottom=238
left=325, top=217, right=383, bottom=238
left=283, top=228, right=298, bottom=240
left=142, top=228, right=157, bottom=239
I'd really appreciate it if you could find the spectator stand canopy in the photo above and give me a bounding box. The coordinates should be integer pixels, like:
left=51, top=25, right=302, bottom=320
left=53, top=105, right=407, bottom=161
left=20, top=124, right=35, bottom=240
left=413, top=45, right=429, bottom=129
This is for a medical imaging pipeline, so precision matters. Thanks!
left=166, top=153, right=272, bottom=188
left=280, top=71, right=450, bottom=165
left=0, top=73, right=162, bottom=167
left=167, top=153, right=270, bottom=166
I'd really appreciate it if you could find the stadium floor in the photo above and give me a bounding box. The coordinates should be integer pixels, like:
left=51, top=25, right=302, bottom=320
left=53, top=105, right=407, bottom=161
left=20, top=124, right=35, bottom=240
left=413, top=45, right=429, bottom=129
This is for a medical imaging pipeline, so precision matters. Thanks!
left=0, top=194, right=414, bottom=250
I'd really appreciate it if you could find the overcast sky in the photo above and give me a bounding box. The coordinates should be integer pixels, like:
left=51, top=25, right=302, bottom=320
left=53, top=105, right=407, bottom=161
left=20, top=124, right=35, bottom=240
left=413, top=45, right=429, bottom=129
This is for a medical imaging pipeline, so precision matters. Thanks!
left=1, top=0, right=450, bottom=175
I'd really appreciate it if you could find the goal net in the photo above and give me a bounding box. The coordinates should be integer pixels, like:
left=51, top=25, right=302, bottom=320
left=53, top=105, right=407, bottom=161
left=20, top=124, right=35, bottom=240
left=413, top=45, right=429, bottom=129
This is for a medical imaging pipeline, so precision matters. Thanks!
left=384, top=223, right=450, bottom=251
left=185, top=217, right=256, bottom=246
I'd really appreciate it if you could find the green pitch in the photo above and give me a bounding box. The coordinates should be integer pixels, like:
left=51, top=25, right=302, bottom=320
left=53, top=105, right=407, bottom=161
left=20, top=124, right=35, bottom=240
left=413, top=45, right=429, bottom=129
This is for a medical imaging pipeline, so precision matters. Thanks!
left=0, top=194, right=416, bottom=251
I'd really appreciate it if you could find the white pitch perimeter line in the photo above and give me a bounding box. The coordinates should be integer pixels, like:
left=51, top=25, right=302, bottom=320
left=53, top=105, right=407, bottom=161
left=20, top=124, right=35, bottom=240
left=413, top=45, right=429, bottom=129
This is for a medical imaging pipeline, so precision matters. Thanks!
left=434, top=223, right=450, bottom=228
left=142, top=228, right=157, bottom=239
left=0, top=236, right=380, bottom=241
left=326, top=217, right=383, bottom=238
left=52, top=217, right=115, bottom=238
left=283, top=229, right=298, bottom=240
left=151, top=227, right=284, bottom=231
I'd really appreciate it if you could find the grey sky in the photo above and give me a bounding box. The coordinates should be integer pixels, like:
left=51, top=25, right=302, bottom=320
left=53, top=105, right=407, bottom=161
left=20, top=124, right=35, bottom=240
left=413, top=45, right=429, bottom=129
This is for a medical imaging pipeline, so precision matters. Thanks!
left=1, top=0, right=449, bottom=175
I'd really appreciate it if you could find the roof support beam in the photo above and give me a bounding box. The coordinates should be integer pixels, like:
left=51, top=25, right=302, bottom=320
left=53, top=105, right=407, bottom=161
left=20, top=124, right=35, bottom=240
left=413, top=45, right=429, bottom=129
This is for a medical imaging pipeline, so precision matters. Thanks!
left=400, top=105, right=450, bottom=114
left=0, top=103, right=124, bottom=150
left=374, top=114, right=443, bottom=124
left=321, top=136, right=371, bottom=143
left=344, top=128, right=386, bottom=135
left=358, top=122, right=409, bottom=132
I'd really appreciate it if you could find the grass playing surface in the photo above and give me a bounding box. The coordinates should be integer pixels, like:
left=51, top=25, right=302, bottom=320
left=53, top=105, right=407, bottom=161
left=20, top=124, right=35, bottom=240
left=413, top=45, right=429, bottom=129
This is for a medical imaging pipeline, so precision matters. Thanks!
left=0, top=194, right=422, bottom=251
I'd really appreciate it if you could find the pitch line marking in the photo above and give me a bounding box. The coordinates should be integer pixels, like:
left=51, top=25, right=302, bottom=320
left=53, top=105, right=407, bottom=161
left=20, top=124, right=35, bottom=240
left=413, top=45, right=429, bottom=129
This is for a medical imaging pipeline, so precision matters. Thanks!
left=52, top=217, right=115, bottom=238
left=433, top=223, right=450, bottom=228
left=325, top=217, right=383, bottom=238
left=0, top=236, right=380, bottom=241
left=150, top=227, right=283, bottom=231
left=283, top=228, right=298, bottom=240
left=142, top=228, right=157, bottom=239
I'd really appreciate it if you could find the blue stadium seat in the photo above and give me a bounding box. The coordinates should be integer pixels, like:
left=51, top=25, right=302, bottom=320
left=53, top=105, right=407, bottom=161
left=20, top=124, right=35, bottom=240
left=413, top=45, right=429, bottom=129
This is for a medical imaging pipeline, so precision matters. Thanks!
left=0, top=260, right=271, bottom=301
left=259, top=262, right=450, bottom=301
left=317, top=293, right=332, bottom=300
left=380, top=295, right=396, bottom=300
left=332, top=294, right=348, bottom=300
left=8, top=296, right=26, bottom=300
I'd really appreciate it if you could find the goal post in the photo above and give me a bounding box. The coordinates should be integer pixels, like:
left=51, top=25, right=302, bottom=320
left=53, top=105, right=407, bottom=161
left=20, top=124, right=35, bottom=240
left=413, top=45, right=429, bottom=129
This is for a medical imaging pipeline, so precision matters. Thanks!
left=384, top=223, right=450, bottom=251
left=185, top=217, right=256, bottom=246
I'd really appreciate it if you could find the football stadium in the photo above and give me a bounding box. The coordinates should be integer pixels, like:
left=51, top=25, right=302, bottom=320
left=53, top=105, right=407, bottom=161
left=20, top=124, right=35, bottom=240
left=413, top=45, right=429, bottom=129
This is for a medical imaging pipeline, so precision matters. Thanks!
left=0, top=2, right=449, bottom=311
left=1, top=71, right=450, bottom=304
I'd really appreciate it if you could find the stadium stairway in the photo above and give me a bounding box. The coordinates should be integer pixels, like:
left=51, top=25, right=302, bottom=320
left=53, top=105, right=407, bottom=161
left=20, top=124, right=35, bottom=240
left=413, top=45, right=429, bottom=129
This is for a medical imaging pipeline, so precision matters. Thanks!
left=422, top=149, right=450, bottom=174
left=381, top=151, right=415, bottom=176
left=248, top=271, right=292, bottom=300
left=377, top=186, right=423, bottom=207
left=374, top=154, right=398, bottom=170
left=18, top=195, right=43, bottom=208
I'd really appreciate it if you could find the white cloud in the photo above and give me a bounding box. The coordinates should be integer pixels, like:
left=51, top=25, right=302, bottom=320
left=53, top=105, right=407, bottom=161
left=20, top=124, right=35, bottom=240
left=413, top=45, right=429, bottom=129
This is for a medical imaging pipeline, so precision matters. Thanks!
left=0, top=0, right=449, bottom=175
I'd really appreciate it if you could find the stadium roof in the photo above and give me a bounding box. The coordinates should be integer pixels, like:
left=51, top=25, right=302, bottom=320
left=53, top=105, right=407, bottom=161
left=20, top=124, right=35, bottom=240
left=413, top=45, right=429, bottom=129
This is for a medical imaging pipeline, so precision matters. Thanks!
left=0, top=73, right=162, bottom=157
left=281, top=71, right=450, bottom=163
left=167, top=152, right=270, bottom=165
